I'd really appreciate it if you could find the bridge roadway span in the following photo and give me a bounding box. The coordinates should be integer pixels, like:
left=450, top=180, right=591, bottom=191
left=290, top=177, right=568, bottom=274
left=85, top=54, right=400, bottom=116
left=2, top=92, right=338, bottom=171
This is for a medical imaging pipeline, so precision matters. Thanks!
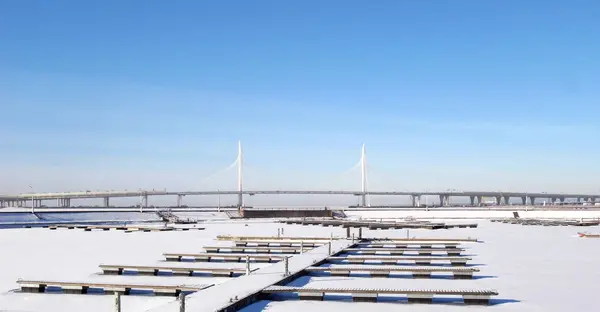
left=148, top=239, right=355, bottom=312
left=2, top=190, right=600, bottom=208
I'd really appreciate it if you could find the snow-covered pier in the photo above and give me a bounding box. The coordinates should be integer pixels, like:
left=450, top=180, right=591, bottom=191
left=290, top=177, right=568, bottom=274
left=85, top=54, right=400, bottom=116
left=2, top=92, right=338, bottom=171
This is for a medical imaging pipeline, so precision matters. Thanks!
left=149, top=238, right=356, bottom=311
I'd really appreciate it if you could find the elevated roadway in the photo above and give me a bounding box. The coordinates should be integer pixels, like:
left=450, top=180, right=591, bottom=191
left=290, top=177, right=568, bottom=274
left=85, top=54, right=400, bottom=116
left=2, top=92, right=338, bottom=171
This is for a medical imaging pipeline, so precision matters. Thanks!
left=1, top=189, right=600, bottom=209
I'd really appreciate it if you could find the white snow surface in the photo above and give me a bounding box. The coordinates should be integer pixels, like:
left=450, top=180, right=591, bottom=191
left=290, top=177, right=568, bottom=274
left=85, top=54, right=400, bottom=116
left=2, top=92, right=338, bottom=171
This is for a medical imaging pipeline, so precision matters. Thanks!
left=0, top=213, right=599, bottom=311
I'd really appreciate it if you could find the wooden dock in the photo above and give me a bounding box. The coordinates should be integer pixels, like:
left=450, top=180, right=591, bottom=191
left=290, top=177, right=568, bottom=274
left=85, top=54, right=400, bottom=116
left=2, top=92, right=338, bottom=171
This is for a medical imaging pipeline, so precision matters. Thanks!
left=282, top=220, right=478, bottom=230
left=16, top=279, right=210, bottom=296
left=218, top=235, right=479, bottom=243
left=99, top=264, right=252, bottom=277
left=203, top=246, right=315, bottom=254
left=46, top=224, right=204, bottom=232
left=327, top=255, right=471, bottom=266
left=356, top=242, right=460, bottom=248
left=147, top=239, right=357, bottom=312
left=234, top=240, right=324, bottom=247
left=217, top=235, right=343, bottom=241
left=491, top=218, right=600, bottom=227
left=344, top=247, right=464, bottom=256
left=304, top=266, right=479, bottom=279
left=261, top=285, right=498, bottom=305
left=164, top=252, right=286, bottom=263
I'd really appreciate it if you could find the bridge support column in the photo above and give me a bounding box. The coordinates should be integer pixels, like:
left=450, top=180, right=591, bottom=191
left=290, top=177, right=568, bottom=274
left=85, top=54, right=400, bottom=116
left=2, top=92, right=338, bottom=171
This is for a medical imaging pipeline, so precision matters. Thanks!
left=103, top=197, right=110, bottom=207
left=142, top=195, right=148, bottom=208
left=439, top=195, right=445, bottom=207
left=469, top=196, right=475, bottom=206
left=238, top=193, right=244, bottom=209
left=504, top=196, right=510, bottom=205
left=551, top=197, right=557, bottom=205
left=521, top=196, right=526, bottom=205
left=177, top=195, right=183, bottom=207
left=495, top=196, right=501, bottom=205
left=476, top=196, right=482, bottom=206
left=411, top=195, right=421, bottom=207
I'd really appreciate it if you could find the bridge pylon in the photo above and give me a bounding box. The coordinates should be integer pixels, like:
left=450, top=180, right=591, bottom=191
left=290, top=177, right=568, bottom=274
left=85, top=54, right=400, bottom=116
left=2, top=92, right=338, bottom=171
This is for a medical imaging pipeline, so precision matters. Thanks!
left=237, top=140, right=244, bottom=209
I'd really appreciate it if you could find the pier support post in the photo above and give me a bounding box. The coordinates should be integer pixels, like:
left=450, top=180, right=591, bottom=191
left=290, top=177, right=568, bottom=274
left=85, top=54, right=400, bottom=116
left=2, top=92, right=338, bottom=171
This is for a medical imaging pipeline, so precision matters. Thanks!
left=521, top=196, right=527, bottom=205
left=179, top=293, right=186, bottom=312
left=469, top=196, right=475, bottom=206
left=495, top=196, right=501, bottom=205
left=104, top=197, right=110, bottom=207
left=300, top=241, right=304, bottom=254
left=358, top=227, right=362, bottom=239
left=114, top=292, right=121, bottom=312
left=283, top=257, right=289, bottom=276
left=177, top=195, right=183, bottom=207
left=504, top=196, right=510, bottom=205
left=245, top=256, right=251, bottom=275
left=477, top=196, right=482, bottom=206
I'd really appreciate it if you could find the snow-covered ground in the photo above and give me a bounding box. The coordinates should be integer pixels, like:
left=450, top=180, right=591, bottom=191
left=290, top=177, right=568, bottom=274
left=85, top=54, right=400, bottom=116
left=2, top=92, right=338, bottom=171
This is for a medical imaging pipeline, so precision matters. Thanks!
left=0, top=215, right=598, bottom=311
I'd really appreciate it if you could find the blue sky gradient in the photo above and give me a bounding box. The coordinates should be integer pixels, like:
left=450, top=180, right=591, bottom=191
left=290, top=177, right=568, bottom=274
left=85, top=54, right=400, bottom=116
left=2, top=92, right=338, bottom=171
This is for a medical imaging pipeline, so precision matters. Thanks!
left=1, top=0, right=599, bottom=203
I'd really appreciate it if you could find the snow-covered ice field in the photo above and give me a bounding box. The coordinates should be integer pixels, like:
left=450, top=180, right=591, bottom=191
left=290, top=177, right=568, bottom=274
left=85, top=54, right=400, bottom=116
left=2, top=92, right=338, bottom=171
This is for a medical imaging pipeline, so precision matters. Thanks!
left=0, top=214, right=598, bottom=311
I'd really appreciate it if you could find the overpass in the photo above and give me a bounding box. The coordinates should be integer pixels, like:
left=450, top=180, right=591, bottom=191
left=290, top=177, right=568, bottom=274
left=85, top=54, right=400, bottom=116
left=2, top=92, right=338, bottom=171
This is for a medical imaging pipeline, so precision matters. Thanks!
left=2, top=142, right=598, bottom=209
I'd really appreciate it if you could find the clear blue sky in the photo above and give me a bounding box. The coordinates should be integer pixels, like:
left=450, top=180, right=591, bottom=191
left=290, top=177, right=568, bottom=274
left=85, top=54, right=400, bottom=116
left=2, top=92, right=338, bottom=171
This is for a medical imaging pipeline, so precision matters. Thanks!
left=1, top=1, right=599, bottom=201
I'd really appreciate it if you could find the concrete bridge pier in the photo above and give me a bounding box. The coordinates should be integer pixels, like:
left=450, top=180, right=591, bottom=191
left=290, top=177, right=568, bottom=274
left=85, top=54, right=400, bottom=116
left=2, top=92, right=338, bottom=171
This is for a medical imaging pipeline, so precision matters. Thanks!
left=411, top=195, right=421, bottom=207
left=529, top=196, right=536, bottom=205
left=551, top=197, right=557, bottom=205
left=440, top=195, right=450, bottom=207
left=177, top=194, right=184, bottom=207
left=57, top=198, right=70, bottom=207
left=142, top=195, right=148, bottom=208
left=495, top=196, right=501, bottom=205
left=504, top=196, right=510, bottom=205
left=476, top=196, right=483, bottom=206
left=103, top=197, right=110, bottom=207
left=469, top=196, right=475, bottom=206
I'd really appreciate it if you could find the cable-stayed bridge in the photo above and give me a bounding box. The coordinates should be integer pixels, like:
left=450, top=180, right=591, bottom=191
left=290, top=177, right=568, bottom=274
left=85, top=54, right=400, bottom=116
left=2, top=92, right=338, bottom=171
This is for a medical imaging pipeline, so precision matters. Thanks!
left=2, top=142, right=599, bottom=210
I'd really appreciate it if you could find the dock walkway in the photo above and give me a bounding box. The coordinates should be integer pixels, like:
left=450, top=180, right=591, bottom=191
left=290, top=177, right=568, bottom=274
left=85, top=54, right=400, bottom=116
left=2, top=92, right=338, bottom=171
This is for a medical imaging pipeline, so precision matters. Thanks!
left=148, top=239, right=355, bottom=312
